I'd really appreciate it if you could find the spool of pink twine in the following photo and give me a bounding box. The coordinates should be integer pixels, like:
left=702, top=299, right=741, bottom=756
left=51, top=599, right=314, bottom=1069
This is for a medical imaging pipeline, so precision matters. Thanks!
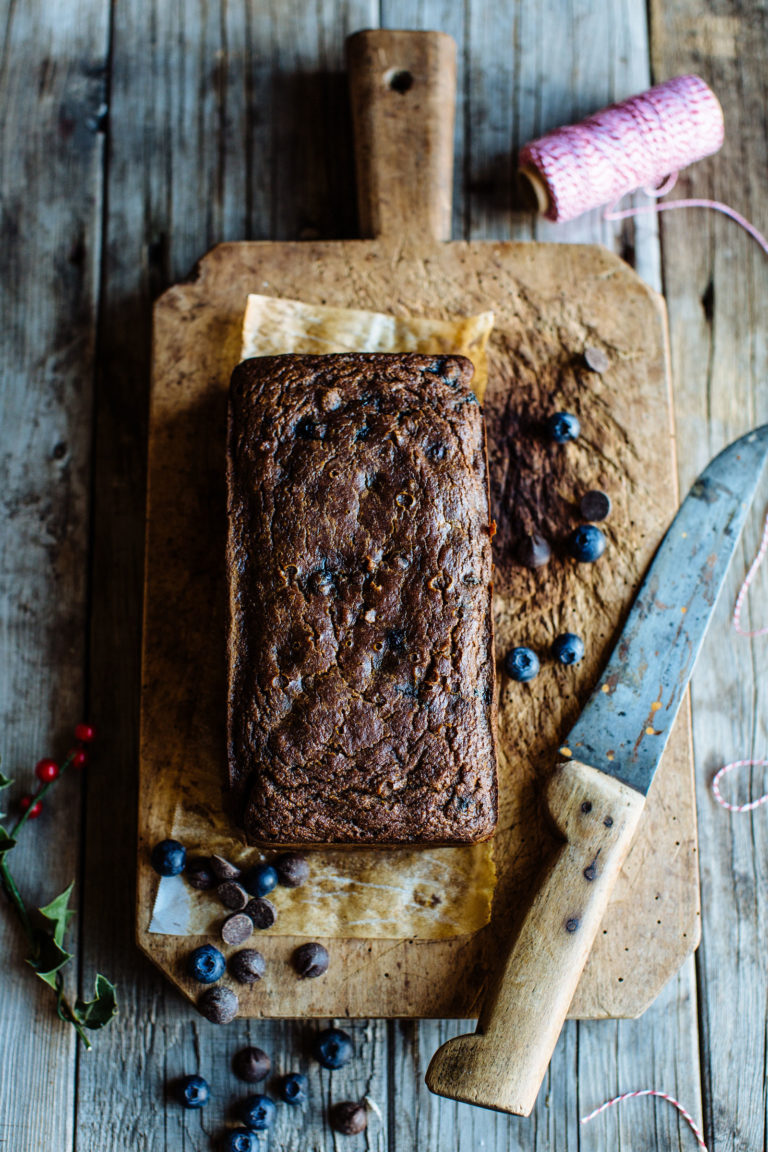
left=518, top=74, right=724, bottom=222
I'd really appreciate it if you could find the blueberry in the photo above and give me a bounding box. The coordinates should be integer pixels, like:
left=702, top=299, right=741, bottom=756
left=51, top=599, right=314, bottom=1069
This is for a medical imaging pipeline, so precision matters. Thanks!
left=187, top=943, right=226, bottom=984
left=313, top=1026, right=354, bottom=1069
left=552, top=633, right=585, bottom=666
left=223, top=1130, right=257, bottom=1152
left=151, top=839, right=186, bottom=877
left=546, top=411, right=580, bottom=443
left=175, top=1074, right=210, bottom=1109
left=241, top=863, right=278, bottom=898
left=239, top=1094, right=276, bottom=1131
left=504, top=646, right=540, bottom=682
left=568, top=524, right=606, bottom=563
left=280, top=1072, right=308, bottom=1105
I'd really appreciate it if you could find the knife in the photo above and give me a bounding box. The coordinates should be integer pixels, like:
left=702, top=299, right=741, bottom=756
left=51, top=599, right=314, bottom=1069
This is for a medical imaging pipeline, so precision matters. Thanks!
left=426, top=424, right=768, bottom=1116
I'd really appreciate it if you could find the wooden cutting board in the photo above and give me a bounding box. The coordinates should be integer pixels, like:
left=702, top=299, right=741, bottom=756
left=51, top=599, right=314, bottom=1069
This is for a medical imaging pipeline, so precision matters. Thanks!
left=138, top=29, right=699, bottom=1019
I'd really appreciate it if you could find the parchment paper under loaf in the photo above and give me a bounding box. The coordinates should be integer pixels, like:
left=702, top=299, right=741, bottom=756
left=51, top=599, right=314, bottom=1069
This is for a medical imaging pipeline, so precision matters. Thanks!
left=149, top=294, right=496, bottom=941
left=241, top=294, right=494, bottom=401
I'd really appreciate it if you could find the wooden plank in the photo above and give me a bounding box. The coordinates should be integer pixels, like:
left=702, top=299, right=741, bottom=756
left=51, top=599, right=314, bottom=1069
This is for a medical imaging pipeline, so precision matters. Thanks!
left=74, top=3, right=381, bottom=1152
left=577, top=959, right=703, bottom=1149
left=650, top=2, right=768, bottom=1149
left=0, top=1, right=108, bottom=1149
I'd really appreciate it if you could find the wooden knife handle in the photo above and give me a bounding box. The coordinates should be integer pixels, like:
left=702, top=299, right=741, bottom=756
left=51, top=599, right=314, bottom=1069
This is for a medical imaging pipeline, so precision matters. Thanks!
left=346, top=29, right=456, bottom=242
left=425, top=759, right=646, bottom=1116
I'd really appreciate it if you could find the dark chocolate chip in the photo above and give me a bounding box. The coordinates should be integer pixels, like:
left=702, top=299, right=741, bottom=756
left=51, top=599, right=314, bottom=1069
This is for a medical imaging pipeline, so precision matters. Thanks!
left=209, top=855, right=241, bottom=882
left=330, top=1101, right=368, bottom=1135
left=296, top=416, right=325, bottom=440
left=229, top=948, right=266, bottom=984
left=580, top=489, right=612, bottom=522
left=517, top=532, right=552, bottom=569
left=274, top=853, right=310, bottom=888
left=185, top=857, right=215, bottom=890
left=233, top=1045, right=271, bottom=1083
left=217, top=880, right=249, bottom=910
left=386, top=628, right=407, bottom=653
left=221, top=912, right=254, bottom=946
left=583, top=345, right=610, bottom=373
left=197, top=985, right=239, bottom=1024
left=244, top=897, right=277, bottom=930
left=293, top=941, right=329, bottom=979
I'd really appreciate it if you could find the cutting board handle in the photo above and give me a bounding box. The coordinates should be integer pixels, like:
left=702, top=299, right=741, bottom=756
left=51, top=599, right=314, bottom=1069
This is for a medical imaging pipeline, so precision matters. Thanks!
left=346, top=29, right=456, bottom=242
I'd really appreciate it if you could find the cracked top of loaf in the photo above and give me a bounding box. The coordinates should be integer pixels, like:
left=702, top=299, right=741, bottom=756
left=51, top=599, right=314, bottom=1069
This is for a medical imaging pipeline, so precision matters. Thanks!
left=226, top=353, right=498, bottom=845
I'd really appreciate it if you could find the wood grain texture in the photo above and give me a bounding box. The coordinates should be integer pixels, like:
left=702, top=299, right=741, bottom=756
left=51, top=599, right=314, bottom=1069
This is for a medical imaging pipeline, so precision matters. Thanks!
left=141, top=231, right=698, bottom=1019
left=426, top=762, right=646, bottom=1115
left=6, top=0, right=763, bottom=1147
left=0, top=2, right=108, bottom=1150
left=651, top=2, right=768, bottom=1149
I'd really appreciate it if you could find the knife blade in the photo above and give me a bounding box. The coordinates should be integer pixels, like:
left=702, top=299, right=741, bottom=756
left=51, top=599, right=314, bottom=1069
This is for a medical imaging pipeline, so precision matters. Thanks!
left=565, top=423, right=768, bottom=792
left=426, top=425, right=768, bottom=1117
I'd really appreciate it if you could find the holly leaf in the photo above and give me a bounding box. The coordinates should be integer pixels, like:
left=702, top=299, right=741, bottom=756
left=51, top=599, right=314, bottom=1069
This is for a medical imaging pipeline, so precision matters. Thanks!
left=39, top=882, right=76, bottom=948
left=27, top=882, right=76, bottom=988
left=74, top=974, right=118, bottom=1030
left=0, top=766, right=12, bottom=820
left=0, top=828, right=16, bottom=855
left=29, top=934, right=74, bottom=989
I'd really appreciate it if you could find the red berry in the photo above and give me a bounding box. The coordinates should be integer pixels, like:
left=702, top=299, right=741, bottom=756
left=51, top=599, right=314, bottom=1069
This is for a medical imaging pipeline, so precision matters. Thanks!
left=69, top=748, right=87, bottom=769
left=35, top=758, right=60, bottom=783
left=20, top=795, right=43, bottom=818
left=74, top=723, right=96, bottom=743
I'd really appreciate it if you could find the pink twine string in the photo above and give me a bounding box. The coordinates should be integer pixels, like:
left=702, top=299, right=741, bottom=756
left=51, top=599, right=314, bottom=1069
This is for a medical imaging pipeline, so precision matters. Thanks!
left=519, top=75, right=724, bottom=224
left=580, top=1089, right=707, bottom=1151
left=709, top=510, right=768, bottom=812
left=732, top=509, right=768, bottom=637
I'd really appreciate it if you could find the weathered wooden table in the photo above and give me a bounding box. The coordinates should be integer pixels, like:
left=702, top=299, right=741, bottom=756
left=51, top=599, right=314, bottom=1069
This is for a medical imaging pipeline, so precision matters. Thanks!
left=2, top=2, right=767, bottom=1149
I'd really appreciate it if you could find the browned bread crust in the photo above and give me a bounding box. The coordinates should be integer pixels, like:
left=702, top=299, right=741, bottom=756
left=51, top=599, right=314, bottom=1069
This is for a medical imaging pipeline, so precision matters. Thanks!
left=227, top=353, right=497, bottom=845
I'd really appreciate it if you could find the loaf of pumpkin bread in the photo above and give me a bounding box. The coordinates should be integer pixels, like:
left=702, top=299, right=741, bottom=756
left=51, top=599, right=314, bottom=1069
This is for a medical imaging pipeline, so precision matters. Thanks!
left=226, top=352, right=497, bottom=845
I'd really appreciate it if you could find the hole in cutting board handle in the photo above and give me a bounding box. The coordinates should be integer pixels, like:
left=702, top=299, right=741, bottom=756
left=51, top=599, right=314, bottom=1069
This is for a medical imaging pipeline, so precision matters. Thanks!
left=385, top=68, right=414, bottom=94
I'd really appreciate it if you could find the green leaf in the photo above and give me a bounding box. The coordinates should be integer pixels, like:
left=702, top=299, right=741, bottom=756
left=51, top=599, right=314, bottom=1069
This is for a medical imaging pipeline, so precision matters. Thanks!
left=29, top=934, right=73, bottom=989
left=0, top=827, right=16, bottom=855
left=0, top=767, right=12, bottom=820
left=74, top=974, right=118, bottom=1029
left=39, top=882, right=75, bottom=948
